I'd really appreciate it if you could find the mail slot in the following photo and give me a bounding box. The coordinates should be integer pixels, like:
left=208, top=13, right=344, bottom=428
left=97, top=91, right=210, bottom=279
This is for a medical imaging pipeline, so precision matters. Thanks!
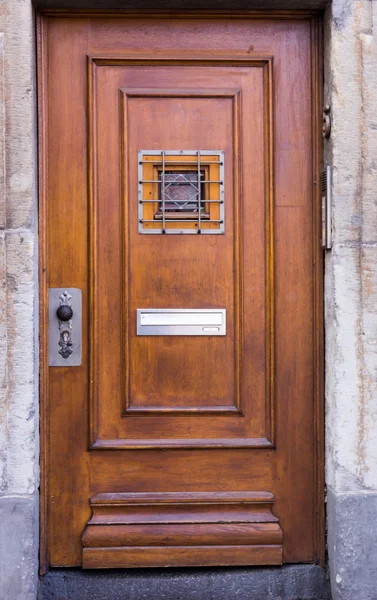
left=137, top=309, right=226, bottom=336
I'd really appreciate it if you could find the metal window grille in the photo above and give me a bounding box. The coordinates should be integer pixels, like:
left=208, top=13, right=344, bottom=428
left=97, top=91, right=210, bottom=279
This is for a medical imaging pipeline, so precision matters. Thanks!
left=138, top=150, right=225, bottom=234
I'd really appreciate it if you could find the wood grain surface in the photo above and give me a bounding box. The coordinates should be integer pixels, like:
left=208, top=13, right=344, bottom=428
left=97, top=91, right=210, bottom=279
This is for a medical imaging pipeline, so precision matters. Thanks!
left=38, top=13, right=324, bottom=570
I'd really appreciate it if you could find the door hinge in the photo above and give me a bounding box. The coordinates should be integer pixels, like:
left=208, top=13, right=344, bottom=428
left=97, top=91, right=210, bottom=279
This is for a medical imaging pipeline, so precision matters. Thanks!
left=321, top=166, right=332, bottom=250
left=322, top=105, right=331, bottom=139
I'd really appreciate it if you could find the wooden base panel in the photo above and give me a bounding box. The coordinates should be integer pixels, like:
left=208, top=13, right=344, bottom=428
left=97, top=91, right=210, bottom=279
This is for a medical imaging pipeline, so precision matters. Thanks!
left=83, top=545, right=283, bottom=568
left=83, top=523, right=283, bottom=547
left=82, top=491, right=283, bottom=568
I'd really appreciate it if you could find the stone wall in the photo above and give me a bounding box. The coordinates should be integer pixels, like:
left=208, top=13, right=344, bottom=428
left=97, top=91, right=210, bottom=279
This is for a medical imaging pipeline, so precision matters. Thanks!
left=0, top=1, right=39, bottom=599
left=324, top=1, right=377, bottom=598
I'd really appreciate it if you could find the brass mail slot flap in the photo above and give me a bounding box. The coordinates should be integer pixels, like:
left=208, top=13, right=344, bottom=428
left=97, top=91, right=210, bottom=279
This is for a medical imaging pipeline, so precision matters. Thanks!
left=137, top=309, right=226, bottom=336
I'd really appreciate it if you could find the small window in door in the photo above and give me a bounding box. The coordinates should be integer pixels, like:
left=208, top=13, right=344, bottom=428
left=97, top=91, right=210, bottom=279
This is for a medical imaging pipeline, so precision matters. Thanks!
left=138, top=151, right=224, bottom=234
left=156, top=170, right=208, bottom=220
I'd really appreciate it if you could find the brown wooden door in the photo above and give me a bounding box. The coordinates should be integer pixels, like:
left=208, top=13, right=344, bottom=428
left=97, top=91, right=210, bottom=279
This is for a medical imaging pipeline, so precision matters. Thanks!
left=39, top=13, right=323, bottom=570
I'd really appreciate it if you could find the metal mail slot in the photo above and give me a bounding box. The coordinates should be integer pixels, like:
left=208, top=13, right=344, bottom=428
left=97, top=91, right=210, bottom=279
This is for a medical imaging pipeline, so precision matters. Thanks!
left=137, top=309, right=226, bottom=336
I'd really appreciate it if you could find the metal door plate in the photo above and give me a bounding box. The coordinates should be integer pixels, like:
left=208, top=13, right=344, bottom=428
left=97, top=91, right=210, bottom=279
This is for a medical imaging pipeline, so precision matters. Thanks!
left=48, top=288, right=82, bottom=366
left=137, top=308, right=226, bottom=336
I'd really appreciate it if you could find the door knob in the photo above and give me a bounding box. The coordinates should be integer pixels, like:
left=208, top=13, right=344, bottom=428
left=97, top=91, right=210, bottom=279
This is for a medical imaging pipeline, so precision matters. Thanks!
left=56, top=304, right=73, bottom=322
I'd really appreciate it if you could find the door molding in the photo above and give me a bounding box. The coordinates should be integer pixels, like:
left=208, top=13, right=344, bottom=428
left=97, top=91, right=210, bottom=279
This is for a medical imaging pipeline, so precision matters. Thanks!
left=82, top=491, right=283, bottom=568
left=88, top=54, right=275, bottom=450
left=37, top=9, right=323, bottom=18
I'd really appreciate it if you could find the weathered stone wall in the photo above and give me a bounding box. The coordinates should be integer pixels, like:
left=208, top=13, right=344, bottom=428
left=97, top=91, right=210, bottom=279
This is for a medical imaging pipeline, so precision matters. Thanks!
left=0, top=1, right=39, bottom=599
left=324, top=1, right=377, bottom=599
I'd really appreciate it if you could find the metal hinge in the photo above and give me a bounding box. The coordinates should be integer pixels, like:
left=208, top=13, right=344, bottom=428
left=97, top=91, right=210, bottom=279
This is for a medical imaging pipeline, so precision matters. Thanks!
left=321, top=166, right=332, bottom=250
left=322, top=105, right=331, bottom=139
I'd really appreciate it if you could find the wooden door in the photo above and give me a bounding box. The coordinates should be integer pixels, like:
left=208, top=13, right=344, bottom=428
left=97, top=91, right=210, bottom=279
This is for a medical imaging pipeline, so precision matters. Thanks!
left=39, top=13, right=324, bottom=570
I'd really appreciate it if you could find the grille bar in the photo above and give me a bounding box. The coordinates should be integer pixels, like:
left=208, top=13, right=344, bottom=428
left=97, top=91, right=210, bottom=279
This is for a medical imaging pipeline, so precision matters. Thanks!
left=138, top=150, right=225, bottom=235
left=140, top=219, right=224, bottom=224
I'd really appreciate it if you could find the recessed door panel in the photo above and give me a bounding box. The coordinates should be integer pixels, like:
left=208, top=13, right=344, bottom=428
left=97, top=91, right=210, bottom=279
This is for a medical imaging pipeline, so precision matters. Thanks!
left=89, top=61, right=272, bottom=448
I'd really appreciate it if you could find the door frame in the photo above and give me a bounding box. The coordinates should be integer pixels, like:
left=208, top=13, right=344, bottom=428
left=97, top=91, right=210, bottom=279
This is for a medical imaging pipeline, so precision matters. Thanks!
left=37, top=9, right=324, bottom=573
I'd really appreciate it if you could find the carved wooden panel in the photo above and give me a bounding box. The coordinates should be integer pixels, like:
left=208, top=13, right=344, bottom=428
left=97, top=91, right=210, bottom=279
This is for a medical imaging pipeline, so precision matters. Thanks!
left=82, top=491, right=282, bottom=568
left=88, top=57, right=275, bottom=449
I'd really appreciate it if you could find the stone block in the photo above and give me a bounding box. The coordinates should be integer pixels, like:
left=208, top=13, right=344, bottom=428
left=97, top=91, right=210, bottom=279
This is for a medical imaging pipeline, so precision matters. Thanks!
left=359, top=245, right=377, bottom=489
left=38, top=564, right=330, bottom=600
left=326, top=242, right=377, bottom=492
left=0, top=496, right=38, bottom=600
left=5, top=231, right=37, bottom=495
left=326, top=0, right=364, bottom=244
left=0, top=33, right=5, bottom=230
left=325, top=243, right=363, bottom=492
left=0, top=0, right=36, bottom=230
left=327, top=487, right=377, bottom=600
left=0, top=233, right=6, bottom=492
left=360, top=22, right=377, bottom=243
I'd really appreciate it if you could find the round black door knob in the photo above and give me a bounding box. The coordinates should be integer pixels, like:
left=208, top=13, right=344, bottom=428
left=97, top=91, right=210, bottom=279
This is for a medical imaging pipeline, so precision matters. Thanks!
left=56, top=304, right=73, bottom=322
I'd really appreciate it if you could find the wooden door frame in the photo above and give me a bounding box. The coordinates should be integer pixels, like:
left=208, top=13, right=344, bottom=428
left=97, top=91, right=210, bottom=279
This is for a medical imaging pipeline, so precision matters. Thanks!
left=37, top=10, right=324, bottom=573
